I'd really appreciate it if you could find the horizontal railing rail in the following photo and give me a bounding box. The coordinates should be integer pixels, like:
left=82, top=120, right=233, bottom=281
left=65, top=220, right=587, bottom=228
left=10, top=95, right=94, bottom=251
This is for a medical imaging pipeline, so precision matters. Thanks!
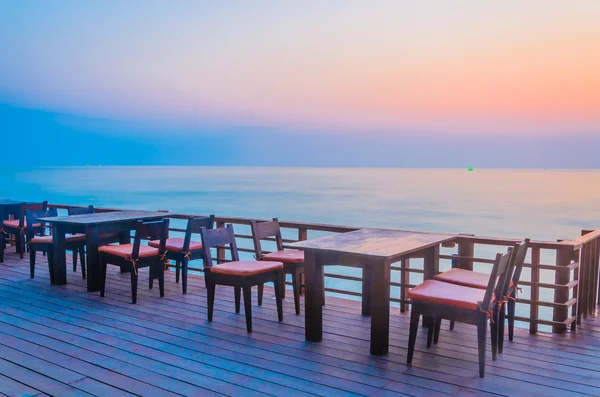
left=46, top=203, right=597, bottom=334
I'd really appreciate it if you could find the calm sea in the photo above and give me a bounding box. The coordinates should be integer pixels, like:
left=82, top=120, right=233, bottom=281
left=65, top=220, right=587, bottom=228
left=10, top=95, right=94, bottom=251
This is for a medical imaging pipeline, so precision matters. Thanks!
left=2, top=167, right=599, bottom=330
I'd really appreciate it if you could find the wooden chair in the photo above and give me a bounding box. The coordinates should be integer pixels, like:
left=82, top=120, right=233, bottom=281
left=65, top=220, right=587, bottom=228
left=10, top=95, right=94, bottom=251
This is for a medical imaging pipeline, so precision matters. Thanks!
left=99, top=219, right=169, bottom=304
left=148, top=215, right=215, bottom=294
left=435, top=239, right=530, bottom=352
left=407, top=247, right=514, bottom=378
left=25, top=209, right=87, bottom=281
left=67, top=205, right=121, bottom=247
left=251, top=218, right=304, bottom=315
left=3, top=201, right=47, bottom=259
left=199, top=224, right=284, bottom=332
left=0, top=207, right=5, bottom=263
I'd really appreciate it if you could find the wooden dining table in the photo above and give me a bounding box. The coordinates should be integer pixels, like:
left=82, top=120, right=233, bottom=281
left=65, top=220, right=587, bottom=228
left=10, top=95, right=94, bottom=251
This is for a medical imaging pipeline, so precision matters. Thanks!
left=38, top=210, right=171, bottom=292
left=290, top=228, right=456, bottom=355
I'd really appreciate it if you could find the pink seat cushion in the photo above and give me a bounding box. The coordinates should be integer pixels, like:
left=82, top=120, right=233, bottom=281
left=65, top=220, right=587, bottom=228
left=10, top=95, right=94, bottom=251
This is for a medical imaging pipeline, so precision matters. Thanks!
left=435, top=268, right=514, bottom=290
left=209, top=260, right=283, bottom=276
left=30, top=234, right=86, bottom=244
left=408, top=279, right=492, bottom=311
left=261, top=249, right=304, bottom=264
left=98, top=244, right=159, bottom=258
left=3, top=220, right=42, bottom=229
left=148, top=237, right=202, bottom=252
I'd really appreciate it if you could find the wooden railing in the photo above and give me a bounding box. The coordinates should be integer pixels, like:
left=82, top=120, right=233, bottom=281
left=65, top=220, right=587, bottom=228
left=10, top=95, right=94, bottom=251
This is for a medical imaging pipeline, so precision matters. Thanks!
left=48, top=203, right=598, bottom=334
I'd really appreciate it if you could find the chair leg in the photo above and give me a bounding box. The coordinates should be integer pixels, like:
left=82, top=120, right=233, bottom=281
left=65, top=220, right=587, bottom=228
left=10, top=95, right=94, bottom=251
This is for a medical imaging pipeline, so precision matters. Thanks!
left=243, top=285, right=252, bottom=332
left=508, top=299, right=515, bottom=342
left=275, top=270, right=284, bottom=322
left=291, top=269, right=301, bottom=315
left=100, top=257, right=107, bottom=297
left=491, top=312, right=498, bottom=361
left=449, top=319, right=455, bottom=331
left=498, top=305, right=506, bottom=354
left=426, top=317, right=435, bottom=348
left=407, top=309, right=420, bottom=363
left=158, top=261, right=165, bottom=298
left=433, top=317, right=442, bottom=344
left=149, top=267, right=154, bottom=290
left=207, top=281, right=216, bottom=322
left=80, top=246, right=86, bottom=279
left=477, top=315, right=487, bottom=378
left=235, top=287, right=241, bottom=314
left=29, top=248, right=36, bottom=279
left=175, top=260, right=180, bottom=283
left=257, top=283, right=264, bottom=306
left=181, top=259, right=188, bottom=294
left=130, top=271, right=138, bottom=304
left=18, top=232, right=24, bottom=259
left=73, top=249, right=78, bottom=272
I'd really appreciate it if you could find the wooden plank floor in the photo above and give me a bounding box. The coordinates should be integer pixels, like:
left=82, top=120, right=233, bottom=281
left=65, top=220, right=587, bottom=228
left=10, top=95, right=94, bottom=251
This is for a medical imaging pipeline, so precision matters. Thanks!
left=1, top=250, right=600, bottom=397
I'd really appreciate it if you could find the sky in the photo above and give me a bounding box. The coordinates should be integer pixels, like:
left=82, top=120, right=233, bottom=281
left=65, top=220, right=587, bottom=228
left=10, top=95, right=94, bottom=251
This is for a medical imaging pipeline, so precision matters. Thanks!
left=1, top=1, right=599, bottom=167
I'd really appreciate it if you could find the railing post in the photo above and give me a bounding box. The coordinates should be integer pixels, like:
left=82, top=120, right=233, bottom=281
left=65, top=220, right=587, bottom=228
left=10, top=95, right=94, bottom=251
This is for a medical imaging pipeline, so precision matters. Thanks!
left=400, top=259, right=410, bottom=313
left=216, top=220, right=225, bottom=264
left=529, top=247, right=540, bottom=334
left=552, top=247, right=571, bottom=333
left=457, top=235, right=474, bottom=271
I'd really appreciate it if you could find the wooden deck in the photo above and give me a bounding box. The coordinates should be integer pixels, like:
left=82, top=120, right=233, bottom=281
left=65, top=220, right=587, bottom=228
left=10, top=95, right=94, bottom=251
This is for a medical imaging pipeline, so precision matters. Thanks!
left=1, top=251, right=600, bottom=397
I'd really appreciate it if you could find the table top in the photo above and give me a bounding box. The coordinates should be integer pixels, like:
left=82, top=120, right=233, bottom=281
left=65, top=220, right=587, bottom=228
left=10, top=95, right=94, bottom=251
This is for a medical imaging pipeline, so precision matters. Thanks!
left=289, top=228, right=456, bottom=259
left=38, top=210, right=170, bottom=225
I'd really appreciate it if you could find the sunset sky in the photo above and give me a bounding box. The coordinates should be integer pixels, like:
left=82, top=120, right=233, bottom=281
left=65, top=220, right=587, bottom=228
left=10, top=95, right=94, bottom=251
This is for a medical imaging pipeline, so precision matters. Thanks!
left=1, top=1, right=599, bottom=167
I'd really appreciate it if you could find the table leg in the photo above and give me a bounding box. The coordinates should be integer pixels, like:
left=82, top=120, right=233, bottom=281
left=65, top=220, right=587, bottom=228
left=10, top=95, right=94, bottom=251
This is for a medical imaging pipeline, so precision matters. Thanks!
left=370, top=259, right=391, bottom=355
left=304, top=250, right=323, bottom=342
left=423, top=244, right=440, bottom=280
left=86, top=225, right=102, bottom=292
left=50, top=224, right=67, bottom=285
left=362, top=266, right=372, bottom=316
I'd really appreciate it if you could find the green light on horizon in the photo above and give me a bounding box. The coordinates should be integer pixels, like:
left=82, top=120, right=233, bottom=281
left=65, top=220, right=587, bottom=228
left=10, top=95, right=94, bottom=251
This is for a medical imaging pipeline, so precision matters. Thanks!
left=468, top=166, right=473, bottom=171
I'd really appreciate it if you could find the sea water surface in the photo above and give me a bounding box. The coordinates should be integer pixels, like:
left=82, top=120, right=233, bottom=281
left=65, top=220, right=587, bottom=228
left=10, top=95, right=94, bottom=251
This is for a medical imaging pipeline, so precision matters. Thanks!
left=2, top=167, right=599, bottom=330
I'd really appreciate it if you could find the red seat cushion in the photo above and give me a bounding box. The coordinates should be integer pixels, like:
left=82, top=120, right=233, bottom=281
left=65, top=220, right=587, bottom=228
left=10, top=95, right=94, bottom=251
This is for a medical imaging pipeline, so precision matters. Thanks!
left=3, top=220, right=42, bottom=229
left=261, top=249, right=304, bottom=264
left=98, top=244, right=159, bottom=258
left=148, top=237, right=202, bottom=252
left=209, top=260, right=283, bottom=276
left=435, top=268, right=514, bottom=290
left=408, top=279, right=492, bottom=310
left=30, top=234, right=86, bottom=244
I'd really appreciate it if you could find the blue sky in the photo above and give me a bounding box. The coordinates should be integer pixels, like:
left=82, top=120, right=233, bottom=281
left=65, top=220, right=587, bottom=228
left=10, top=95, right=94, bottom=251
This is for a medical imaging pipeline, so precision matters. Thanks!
left=1, top=1, right=599, bottom=167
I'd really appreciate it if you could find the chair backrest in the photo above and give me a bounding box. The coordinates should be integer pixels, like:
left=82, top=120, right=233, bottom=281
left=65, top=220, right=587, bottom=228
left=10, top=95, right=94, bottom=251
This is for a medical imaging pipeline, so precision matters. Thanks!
left=250, top=218, right=283, bottom=259
left=131, top=219, right=170, bottom=260
left=199, top=224, right=240, bottom=267
left=481, top=247, right=514, bottom=311
left=67, top=205, right=94, bottom=216
left=182, top=215, right=215, bottom=252
left=510, top=238, right=530, bottom=286
left=17, top=201, right=48, bottom=227
left=25, top=208, right=58, bottom=240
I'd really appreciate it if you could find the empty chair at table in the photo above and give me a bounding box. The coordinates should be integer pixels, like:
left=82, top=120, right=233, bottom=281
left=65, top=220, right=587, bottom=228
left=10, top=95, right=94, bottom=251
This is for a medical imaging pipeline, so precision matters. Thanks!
left=99, top=219, right=169, bottom=304
left=148, top=215, right=214, bottom=294
left=67, top=205, right=121, bottom=248
left=435, top=239, right=529, bottom=352
left=3, top=201, right=47, bottom=259
left=200, top=224, right=284, bottom=333
left=26, top=209, right=87, bottom=281
left=251, top=218, right=305, bottom=315
left=407, top=247, right=514, bottom=378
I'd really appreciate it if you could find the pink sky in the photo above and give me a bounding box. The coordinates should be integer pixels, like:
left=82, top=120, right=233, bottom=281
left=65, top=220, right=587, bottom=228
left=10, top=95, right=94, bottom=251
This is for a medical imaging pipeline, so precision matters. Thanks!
left=1, top=1, right=599, bottom=135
